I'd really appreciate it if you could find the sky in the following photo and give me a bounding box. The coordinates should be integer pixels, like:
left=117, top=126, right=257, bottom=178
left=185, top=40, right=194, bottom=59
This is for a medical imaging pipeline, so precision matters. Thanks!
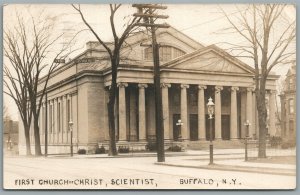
left=3, top=4, right=296, bottom=120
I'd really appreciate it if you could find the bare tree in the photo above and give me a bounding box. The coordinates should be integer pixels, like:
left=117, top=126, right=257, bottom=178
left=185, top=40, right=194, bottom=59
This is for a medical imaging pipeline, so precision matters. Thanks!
left=3, top=103, right=10, bottom=120
left=72, top=4, right=143, bottom=156
left=4, top=28, right=33, bottom=155
left=4, top=11, right=77, bottom=156
left=220, top=4, right=295, bottom=157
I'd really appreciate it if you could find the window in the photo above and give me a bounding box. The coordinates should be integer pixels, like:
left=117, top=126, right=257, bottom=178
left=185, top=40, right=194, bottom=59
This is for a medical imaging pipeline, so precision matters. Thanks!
left=67, top=99, right=71, bottom=131
left=289, top=99, right=294, bottom=114
left=49, top=105, right=53, bottom=133
left=144, top=47, right=153, bottom=60
left=160, top=46, right=172, bottom=61
left=173, top=47, right=185, bottom=58
left=144, top=46, right=185, bottom=61
left=58, top=102, right=61, bottom=133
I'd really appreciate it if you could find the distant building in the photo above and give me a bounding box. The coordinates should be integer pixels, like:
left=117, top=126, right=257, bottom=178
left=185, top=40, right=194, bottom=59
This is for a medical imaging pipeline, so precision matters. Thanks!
left=3, top=117, right=19, bottom=153
left=280, top=63, right=296, bottom=142
left=18, top=26, right=279, bottom=154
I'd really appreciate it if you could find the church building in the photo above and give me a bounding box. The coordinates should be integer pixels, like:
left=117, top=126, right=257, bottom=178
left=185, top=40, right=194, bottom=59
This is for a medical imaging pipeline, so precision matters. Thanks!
left=18, top=26, right=279, bottom=154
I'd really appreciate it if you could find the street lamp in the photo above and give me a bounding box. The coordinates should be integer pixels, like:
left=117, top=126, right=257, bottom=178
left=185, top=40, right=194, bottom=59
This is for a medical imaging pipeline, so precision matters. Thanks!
left=69, top=120, right=74, bottom=157
left=176, top=119, right=183, bottom=141
left=207, top=97, right=215, bottom=165
left=244, top=120, right=251, bottom=161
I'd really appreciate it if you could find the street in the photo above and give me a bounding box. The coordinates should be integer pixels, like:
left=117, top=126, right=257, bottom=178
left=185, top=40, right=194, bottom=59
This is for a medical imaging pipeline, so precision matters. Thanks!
left=3, top=152, right=296, bottom=190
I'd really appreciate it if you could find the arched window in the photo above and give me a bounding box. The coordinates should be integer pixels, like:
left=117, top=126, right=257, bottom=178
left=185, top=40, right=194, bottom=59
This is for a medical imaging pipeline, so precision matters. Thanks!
left=144, top=46, right=186, bottom=61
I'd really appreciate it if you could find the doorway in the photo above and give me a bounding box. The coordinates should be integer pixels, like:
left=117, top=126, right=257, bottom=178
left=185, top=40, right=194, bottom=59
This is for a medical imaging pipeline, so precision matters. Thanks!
left=173, top=114, right=181, bottom=141
left=189, top=114, right=198, bottom=141
left=205, top=115, right=215, bottom=140
left=222, top=115, right=230, bottom=140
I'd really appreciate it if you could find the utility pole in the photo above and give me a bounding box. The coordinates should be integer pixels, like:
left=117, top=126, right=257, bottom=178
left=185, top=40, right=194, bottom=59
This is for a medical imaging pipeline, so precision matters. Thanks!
left=133, top=4, right=169, bottom=162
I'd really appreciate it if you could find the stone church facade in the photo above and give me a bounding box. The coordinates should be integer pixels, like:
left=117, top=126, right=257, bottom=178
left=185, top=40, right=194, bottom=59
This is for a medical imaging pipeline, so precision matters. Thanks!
left=18, top=26, right=279, bottom=154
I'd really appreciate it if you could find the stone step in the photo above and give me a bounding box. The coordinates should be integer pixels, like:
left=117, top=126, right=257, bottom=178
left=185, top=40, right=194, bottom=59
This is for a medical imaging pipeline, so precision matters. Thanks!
left=186, top=140, right=246, bottom=149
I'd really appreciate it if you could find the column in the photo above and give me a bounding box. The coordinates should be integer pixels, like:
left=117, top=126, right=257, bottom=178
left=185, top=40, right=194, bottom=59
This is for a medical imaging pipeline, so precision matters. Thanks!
left=180, top=84, right=189, bottom=140
left=269, top=90, right=276, bottom=136
left=198, top=85, right=207, bottom=140
left=161, top=83, right=171, bottom=140
left=230, top=87, right=239, bottom=139
left=215, top=86, right=223, bottom=139
left=138, top=84, right=148, bottom=141
left=246, top=87, right=253, bottom=137
left=118, top=82, right=128, bottom=141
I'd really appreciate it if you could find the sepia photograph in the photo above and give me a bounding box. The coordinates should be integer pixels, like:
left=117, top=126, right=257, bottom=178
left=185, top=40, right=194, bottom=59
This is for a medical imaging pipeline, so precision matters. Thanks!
left=2, top=3, right=296, bottom=190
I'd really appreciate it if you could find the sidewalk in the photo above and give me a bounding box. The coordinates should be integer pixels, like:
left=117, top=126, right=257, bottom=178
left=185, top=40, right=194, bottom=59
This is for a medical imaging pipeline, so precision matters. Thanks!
left=155, top=149, right=296, bottom=176
left=35, top=148, right=296, bottom=176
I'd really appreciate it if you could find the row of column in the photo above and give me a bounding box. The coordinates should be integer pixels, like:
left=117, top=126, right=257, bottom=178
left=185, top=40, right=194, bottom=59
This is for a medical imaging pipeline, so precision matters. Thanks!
left=38, top=94, right=73, bottom=144
left=117, top=82, right=277, bottom=141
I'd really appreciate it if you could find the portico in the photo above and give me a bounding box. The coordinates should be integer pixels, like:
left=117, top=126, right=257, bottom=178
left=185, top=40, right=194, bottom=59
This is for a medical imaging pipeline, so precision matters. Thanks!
left=105, top=45, right=278, bottom=144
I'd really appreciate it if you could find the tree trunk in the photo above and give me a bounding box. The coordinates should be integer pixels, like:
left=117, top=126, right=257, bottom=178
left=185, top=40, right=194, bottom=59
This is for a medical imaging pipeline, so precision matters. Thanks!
left=107, top=58, right=118, bottom=156
left=33, top=115, right=42, bottom=156
left=256, top=77, right=268, bottom=158
left=24, top=124, right=32, bottom=156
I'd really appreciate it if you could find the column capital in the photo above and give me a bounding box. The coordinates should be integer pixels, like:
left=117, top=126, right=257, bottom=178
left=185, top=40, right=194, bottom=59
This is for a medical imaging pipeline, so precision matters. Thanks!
left=215, top=86, right=223, bottom=92
left=231, top=86, right=239, bottom=92
left=269, top=90, right=276, bottom=94
left=180, top=84, right=189, bottom=89
left=117, top=82, right=128, bottom=88
left=198, top=85, right=207, bottom=90
left=247, top=87, right=254, bottom=92
left=138, top=83, right=148, bottom=89
left=160, top=83, right=171, bottom=88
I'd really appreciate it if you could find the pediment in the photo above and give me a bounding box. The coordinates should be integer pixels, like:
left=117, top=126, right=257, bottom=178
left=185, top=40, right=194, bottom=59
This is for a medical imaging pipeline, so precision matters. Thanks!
left=162, top=45, right=255, bottom=74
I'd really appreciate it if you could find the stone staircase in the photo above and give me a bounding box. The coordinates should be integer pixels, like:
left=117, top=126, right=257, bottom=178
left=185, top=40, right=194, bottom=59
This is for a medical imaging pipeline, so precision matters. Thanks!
left=186, top=140, right=247, bottom=150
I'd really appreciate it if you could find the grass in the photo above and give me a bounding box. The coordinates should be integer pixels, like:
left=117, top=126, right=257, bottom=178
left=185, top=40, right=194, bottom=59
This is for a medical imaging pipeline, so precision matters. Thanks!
left=248, top=156, right=296, bottom=165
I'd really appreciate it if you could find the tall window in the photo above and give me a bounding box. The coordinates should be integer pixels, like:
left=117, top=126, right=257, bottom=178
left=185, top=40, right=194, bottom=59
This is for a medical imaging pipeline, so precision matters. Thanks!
left=49, top=105, right=53, bottom=133
left=289, top=99, right=294, bottom=114
left=144, top=46, right=185, bottom=61
left=67, top=99, right=71, bottom=131
left=58, top=102, right=61, bottom=133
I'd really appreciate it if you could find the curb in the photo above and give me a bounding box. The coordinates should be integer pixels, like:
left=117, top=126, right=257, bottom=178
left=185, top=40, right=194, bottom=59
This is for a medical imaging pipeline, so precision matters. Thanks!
left=155, top=162, right=296, bottom=176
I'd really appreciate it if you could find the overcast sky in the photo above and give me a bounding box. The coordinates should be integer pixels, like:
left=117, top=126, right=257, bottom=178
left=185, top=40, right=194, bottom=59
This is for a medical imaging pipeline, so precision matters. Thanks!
left=3, top=4, right=296, bottom=120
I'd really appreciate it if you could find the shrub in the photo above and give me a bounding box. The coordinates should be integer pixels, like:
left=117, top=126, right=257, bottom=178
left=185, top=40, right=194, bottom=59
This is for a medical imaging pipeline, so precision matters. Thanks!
left=168, top=145, right=182, bottom=152
left=95, top=145, right=106, bottom=154
left=281, top=141, right=296, bottom=149
left=77, top=148, right=87, bottom=154
left=145, top=142, right=157, bottom=151
left=270, top=136, right=282, bottom=148
left=118, top=146, right=129, bottom=153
